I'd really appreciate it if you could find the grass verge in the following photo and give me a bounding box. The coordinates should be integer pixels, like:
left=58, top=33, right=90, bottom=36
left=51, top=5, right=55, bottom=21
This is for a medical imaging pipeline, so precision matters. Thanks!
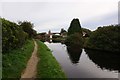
left=2, top=39, right=34, bottom=78
left=36, top=40, right=67, bottom=78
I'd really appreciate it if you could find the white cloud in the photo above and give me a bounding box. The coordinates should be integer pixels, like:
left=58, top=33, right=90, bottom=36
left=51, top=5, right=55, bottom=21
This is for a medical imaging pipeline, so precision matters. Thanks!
left=1, top=0, right=119, bottom=33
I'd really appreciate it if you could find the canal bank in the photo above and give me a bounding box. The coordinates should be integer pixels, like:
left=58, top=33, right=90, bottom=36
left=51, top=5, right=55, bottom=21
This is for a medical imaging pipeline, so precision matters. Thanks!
left=36, top=40, right=66, bottom=78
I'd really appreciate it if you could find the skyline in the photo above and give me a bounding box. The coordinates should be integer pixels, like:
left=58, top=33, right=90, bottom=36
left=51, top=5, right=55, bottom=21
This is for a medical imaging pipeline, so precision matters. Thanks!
left=1, top=0, right=119, bottom=33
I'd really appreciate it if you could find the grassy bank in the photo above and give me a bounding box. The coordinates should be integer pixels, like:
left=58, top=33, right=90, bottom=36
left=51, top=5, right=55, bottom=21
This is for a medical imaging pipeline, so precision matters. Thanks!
left=36, top=40, right=66, bottom=78
left=2, top=39, right=34, bottom=78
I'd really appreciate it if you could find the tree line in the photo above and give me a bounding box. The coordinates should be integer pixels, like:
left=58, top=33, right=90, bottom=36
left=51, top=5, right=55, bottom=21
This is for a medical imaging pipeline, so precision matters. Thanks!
left=2, top=17, right=120, bottom=53
left=85, top=25, right=120, bottom=52
left=65, top=18, right=120, bottom=52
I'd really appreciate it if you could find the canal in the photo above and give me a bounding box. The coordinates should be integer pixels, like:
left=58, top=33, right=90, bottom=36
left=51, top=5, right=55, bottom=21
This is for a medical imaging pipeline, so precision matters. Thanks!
left=45, top=42, right=120, bottom=79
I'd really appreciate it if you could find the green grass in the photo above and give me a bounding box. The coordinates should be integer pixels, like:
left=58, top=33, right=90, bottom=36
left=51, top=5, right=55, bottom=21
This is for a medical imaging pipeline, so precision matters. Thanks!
left=36, top=40, right=67, bottom=78
left=2, top=39, right=34, bottom=78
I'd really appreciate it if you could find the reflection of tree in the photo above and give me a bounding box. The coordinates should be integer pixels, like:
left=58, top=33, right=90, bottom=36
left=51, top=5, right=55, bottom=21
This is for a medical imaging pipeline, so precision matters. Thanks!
left=85, top=49, right=120, bottom=72
left=67, top=45, right=82, bottom=64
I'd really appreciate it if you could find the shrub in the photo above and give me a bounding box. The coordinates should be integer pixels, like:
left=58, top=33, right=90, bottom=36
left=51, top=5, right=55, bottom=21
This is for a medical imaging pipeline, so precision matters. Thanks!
left=68, top=18, right=83, bottom=35
left=65, top=33, right=84, bottom=47
left=65, top=18, right=84, bottom=47
left=2, top=18, right=28, bottom=53
left=85, top=25, right=120, bottom=52
left=19, top=21, right=37, bottom=38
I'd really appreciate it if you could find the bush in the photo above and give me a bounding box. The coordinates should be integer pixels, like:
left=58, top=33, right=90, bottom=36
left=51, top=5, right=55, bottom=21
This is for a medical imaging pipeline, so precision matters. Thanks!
left=82, top=28, right=92, bottom=37
left=2, top=18, right=28, bottom=53
left=85, top=25, right=120, bottom=52
left=65, top=18, right=84, bottom=47
left=19, top=21, right=37, bottom=38
left=68, top=18, right=82, bottom=35
left=2, top=40, right=34, bottom=78
left=65, top=33, right=84, bottom=47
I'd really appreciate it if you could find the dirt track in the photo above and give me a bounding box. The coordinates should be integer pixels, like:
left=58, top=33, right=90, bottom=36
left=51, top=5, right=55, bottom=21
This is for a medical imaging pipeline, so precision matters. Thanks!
left=21, top=40, right=39, bottom=79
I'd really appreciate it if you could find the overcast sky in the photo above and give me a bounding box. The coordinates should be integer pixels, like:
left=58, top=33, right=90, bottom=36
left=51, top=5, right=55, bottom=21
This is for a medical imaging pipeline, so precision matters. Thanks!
left=1, top=0, right=120, bottom=33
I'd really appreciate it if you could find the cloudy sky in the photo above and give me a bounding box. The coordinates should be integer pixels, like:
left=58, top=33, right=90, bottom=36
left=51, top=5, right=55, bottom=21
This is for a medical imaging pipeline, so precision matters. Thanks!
left=1, top=0, right=120, bottom=33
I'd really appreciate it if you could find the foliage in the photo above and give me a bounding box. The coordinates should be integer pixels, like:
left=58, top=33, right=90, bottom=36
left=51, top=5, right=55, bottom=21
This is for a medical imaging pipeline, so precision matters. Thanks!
left=82, top=28, right=92, bottom=37
left=65, top=33, right=84, bottom=47
left=36, top=40, right=66, bottom=78
left=68, top=18, right=82, bottom=35
left=51, top=35, right=65, bottom=43
left=2, top=18, right=28, bottom=53
left=85, top=25, right=120, bottom=52
left=19, top=21, right=37, bottom=38
left=65, top=18, right=84, bottom=47
left=60, top=28, right=67, bottom=34
left=35, top=33, right=46, bottom=42
left=2, top=40, right=34, bottom=78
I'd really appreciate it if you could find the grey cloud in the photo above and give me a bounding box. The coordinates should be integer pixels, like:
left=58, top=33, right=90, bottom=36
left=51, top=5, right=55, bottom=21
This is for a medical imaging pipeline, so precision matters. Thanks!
left=82, top=11, right=118, bottom=31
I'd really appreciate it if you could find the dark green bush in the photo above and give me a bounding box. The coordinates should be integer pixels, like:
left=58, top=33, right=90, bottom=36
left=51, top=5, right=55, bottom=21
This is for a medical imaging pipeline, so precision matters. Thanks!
left=2, top=18, right=28, bottom=53
left=65, top=33, right=84, bottom=47
left=82, top=28, right=92, bottom=37
left=19, top=21, right=37, bottom=38
left=68, top=18, right=83, bottom=35
left=85, top=25, right=120, bottom=52
left=65, top=18, right=84, bottom=47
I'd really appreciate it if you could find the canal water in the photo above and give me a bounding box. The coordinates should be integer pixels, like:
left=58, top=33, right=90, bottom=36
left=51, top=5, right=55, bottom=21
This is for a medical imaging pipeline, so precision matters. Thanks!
left=45, top=42, right=120, bottom=79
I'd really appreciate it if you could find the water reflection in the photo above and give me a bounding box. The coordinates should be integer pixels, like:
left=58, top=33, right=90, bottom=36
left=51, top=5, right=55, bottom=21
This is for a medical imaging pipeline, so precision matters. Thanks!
left=85, top=49, right=120, bottom=72
left=66, top=45, right=82, bottom=64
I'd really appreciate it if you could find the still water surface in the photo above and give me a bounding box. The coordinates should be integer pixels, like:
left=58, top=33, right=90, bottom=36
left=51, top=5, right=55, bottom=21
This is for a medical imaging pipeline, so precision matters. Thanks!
left=45, top=42, right=120, bottom=78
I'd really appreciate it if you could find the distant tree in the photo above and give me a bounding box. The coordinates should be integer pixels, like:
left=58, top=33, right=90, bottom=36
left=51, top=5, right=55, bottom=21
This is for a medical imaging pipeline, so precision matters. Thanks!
left=65, top=18, right=84, bottom=47
left=19, top=21, right=36, bottom=38
left=60, top=28, right=67, bottom=34
left=35, top=33, right=46, bottom=42
left=68, top=18, right=83, bottom=36
left=32, top=29, right=37, bottom=38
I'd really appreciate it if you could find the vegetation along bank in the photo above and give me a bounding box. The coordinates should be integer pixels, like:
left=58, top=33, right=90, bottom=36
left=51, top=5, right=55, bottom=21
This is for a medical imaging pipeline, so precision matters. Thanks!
left=65, top=18, right=120, bottom=52
left=36, top=40, right=66, bottom=78
left=2, top=40, right=34, bottom=78
left=2, top=18, right=36, bottom=78
left=84, top=25, right=120, bottom=52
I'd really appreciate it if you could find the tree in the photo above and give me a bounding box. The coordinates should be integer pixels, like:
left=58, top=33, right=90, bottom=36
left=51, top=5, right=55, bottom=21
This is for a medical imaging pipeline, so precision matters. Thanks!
left=2, top=18, right=28, bottom=53
left=60, top=28, right=67, bottom=34
left=65, top=18, right=84, bottom=47
left=19, top=21, right=36, bottom=38
left=85, top=25, right=120, bottom=52
left=82, top=28, right=92, bottom=37
left=68, top=18, right=83, bottom=36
